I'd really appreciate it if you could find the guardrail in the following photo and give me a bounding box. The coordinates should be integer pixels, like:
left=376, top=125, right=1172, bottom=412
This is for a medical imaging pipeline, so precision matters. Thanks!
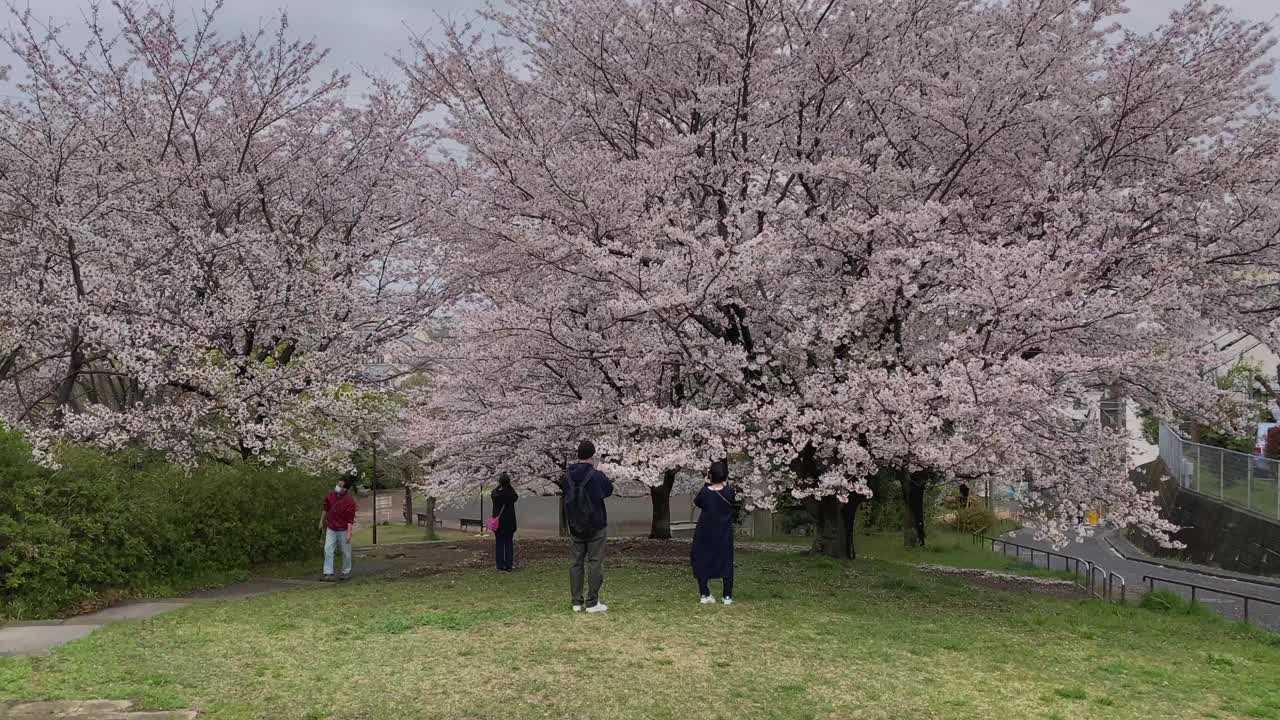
left=1142, top=575, right=1280, bottom=626
left=973, top=530, right=1125, bottom=602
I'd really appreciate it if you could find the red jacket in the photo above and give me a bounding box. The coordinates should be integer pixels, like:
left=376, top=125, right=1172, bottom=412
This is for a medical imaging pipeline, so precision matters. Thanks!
left=323, top=490, right=357, bottom=531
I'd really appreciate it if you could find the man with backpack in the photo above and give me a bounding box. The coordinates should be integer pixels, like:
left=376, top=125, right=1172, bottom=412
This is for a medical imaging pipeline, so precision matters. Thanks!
left=562, top=439, right=613, bottom=613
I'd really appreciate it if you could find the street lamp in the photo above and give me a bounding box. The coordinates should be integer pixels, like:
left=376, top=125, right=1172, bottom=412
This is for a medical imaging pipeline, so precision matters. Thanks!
left=370, top=430, right=382, bottom=545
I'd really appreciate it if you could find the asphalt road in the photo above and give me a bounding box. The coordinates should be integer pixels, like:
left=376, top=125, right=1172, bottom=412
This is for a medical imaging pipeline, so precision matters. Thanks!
left=995, top=528, right=1280, bottom=631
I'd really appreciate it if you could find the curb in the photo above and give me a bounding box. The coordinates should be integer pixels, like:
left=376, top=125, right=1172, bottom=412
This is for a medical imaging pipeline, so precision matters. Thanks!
left=1101, top=534, right=1280, bottom=591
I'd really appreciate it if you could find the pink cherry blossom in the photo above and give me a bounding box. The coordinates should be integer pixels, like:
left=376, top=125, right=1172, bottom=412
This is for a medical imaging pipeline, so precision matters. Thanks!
left=0, top=2, right=448, bottom=470
left=401, top=0, right=1280, bottom=551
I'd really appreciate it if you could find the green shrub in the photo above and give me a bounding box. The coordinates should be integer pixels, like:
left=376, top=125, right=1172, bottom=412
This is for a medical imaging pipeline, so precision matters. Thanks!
left=951, top=505, right=997, bottom=534
left=0, top=430, right=330, bottom=618
left=1137, top=408, right=1160, bottom=445
left=858, top=470, right=944, bottom=532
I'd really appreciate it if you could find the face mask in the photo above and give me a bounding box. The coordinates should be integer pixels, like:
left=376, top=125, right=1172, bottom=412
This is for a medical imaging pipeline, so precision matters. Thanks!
left=335, top=484, right=346, bottom=494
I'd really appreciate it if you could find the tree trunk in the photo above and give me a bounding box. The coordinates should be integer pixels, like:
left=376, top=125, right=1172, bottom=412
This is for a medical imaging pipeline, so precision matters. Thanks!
left=810, top=495, right=857, bottom=560
left=841, top=496, right=860, bottom=559
left=649, top=468, right=677, bottom=539
left=403, top=484, right=413, bottom=526
left=900, top=468, right=927, bottom=547
left=423, top=496, right=437, bottom=541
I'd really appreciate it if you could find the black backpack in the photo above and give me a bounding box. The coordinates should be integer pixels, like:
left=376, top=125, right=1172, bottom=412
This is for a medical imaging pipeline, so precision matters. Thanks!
left=563, top=469, right=595, bottom=538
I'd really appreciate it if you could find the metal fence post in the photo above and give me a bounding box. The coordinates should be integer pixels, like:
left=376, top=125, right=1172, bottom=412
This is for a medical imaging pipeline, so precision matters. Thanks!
left=1187, top=443, right=1198, bottom=491
left=1219, top=451, right=1224, bottom=500
left=1248, top=460, right=1253, bottom=512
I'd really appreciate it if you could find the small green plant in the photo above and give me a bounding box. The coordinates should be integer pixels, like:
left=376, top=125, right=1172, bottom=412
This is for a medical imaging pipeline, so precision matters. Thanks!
left=1054, top=687, right=1088, bottom=701
left=1139, top=590, right=1212, bottom=617
left=951, top=505, right=997, bottom=534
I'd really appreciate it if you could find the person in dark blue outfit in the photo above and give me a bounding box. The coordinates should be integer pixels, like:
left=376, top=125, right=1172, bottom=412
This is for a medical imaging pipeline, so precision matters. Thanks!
left=562, top=439, right=613, bottom=613
left=691, top=460, right=735, bottom=605
left=490, top=473, right=518, bottom=571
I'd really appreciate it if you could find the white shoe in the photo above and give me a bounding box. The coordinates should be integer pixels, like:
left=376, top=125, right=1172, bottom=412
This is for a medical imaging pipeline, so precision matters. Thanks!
left=722, top=597, right=733, bottom=605
left=585, top=602, right=608, bottom=613
left=572, top=605, right=583, bottom=612
left=700, top=595, right=715, bottom=604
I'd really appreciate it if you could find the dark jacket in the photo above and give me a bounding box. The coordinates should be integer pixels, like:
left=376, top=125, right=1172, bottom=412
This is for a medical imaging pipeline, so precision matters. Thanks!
left=490, top=485, right=518, bottom=535
left=691, top=484, right=735, bottom=580
left=562, top=462, right=614, bottom=533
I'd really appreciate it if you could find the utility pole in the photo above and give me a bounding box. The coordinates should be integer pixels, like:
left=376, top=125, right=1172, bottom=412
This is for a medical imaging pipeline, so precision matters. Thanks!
left=371, top=431, right=381, bottom=545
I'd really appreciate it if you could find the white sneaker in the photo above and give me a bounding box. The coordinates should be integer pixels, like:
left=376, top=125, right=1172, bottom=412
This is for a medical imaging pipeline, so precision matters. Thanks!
left=722, top=597, right=733, bottom=605
left=585, top=602, right=608, bottom=613
left=700, top=595, right=715, bottom=604
left=572, top=605, right=583, bottom=612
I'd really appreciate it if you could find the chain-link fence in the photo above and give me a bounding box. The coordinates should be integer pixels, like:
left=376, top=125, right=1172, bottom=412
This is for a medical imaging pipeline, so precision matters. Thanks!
left=1158, top=424, right=1280, bottom=521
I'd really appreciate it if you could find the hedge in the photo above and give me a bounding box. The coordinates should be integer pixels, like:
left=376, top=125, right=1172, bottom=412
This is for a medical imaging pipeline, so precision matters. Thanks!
left=0, top=430, right=331, bottom=619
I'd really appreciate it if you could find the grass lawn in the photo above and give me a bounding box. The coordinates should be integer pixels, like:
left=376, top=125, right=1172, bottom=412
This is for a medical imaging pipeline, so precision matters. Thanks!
left=857, top=529, right=1081, bottom=580
left=350, top=524, right=473, bottom=547
left=3, top=549, right=1280, bottom=719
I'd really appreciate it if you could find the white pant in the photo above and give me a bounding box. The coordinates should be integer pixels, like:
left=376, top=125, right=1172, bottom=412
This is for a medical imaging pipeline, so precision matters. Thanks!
left=323, top=528, right=352, bottom=577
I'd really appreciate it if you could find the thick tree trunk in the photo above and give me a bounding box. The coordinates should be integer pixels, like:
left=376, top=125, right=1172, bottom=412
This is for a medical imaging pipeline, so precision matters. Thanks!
left=403, top=485, right=413, bottom=525
left=810, top=495, right=858, bottom=560
left=900, top=468, right=927, bottom=547
left=423, top=496, right=437, bottom=541
left=649, top=468, right=677, bottom=539
left=841, top=496, right=860, bottom=559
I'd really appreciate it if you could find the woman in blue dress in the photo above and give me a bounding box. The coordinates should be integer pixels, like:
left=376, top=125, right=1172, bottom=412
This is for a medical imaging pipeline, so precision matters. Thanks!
left=691, top=460, right=735, bottom=605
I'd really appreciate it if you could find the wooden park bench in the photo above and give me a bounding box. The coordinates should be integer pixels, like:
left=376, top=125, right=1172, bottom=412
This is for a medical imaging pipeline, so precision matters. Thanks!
left=459, top=518, right=485, bottom=532
left=415, top=513, right=443, bottom=528
left=670, top=520, right=697, bottom=537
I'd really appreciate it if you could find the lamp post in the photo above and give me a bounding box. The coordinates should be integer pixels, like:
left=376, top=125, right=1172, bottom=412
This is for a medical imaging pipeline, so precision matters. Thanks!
left=371, top=431, right=381, bottom=546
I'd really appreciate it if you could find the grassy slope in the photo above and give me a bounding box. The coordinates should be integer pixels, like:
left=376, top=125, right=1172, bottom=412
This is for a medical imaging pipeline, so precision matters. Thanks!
left=2, top=550, right=1279, bottom=720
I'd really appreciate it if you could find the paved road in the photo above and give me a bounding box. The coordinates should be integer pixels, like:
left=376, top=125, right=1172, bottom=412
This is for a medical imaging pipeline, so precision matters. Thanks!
left=994, top=529, right=1280, bottom=631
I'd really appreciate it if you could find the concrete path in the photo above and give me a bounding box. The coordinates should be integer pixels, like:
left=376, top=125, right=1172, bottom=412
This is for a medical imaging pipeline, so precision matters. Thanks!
left=993, top=528, right=1280, bottom=631
left=0, top=579, right=312, bottom=658
left=0, top=700, right=196, bottom=719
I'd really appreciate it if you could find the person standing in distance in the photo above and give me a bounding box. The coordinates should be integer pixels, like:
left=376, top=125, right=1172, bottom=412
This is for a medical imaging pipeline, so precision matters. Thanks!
left=563, top=439, right=613, bottom=613
left=691, top=460, right=736, bottom=605
left=490, top=473, right=519, bottom=571
left=320, top=475, right=357, bottom=582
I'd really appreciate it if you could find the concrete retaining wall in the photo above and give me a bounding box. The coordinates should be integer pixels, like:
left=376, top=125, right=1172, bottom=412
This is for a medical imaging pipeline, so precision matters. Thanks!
left=1129, top=459, right=1280, bottom=577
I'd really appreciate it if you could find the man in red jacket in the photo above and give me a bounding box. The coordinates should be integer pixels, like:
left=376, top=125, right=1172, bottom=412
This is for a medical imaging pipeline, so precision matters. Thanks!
left=321, top=476, right=357, bottom=581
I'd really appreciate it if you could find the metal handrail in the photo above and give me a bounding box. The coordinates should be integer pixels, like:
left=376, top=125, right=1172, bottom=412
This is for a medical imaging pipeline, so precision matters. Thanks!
left=973, top=531, right=1124, bottom=601
left=1142, top=575, right=1280, bottom=625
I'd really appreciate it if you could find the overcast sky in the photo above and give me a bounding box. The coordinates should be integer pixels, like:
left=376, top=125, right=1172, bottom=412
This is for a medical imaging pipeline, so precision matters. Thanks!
left=1, top=0, right=1277, bottom=95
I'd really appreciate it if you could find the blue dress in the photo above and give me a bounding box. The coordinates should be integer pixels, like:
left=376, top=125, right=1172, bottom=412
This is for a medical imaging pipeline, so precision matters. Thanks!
left=691, top=484, right=735, bottom=580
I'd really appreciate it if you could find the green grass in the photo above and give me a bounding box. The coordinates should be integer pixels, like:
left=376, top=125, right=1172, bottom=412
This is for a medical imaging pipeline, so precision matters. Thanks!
left=857, top=529, right=1080, bottom=581
left=350, top=524, right=472, bottom=547
left=3, top=551, right=1279, bottom=719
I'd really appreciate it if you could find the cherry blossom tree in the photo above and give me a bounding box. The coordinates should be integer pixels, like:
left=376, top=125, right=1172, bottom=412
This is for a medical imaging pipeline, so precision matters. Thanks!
left=405, top=0, right=1280, bottom=554
left=0, top=2, right=448, bottom=468
left=396, top=298, right=731, bottom=536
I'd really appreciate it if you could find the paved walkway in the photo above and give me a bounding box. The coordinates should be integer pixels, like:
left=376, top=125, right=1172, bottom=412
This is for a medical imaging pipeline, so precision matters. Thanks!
left=0, top=700, right=196, bottom=719
left=0, top=578, right=318, bottom=658
left=994, top=528, right=1280, bottom=630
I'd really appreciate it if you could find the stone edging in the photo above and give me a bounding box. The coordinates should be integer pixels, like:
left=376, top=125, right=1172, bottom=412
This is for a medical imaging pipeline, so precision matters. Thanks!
left=914, top=564, right=1079, bottom=587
